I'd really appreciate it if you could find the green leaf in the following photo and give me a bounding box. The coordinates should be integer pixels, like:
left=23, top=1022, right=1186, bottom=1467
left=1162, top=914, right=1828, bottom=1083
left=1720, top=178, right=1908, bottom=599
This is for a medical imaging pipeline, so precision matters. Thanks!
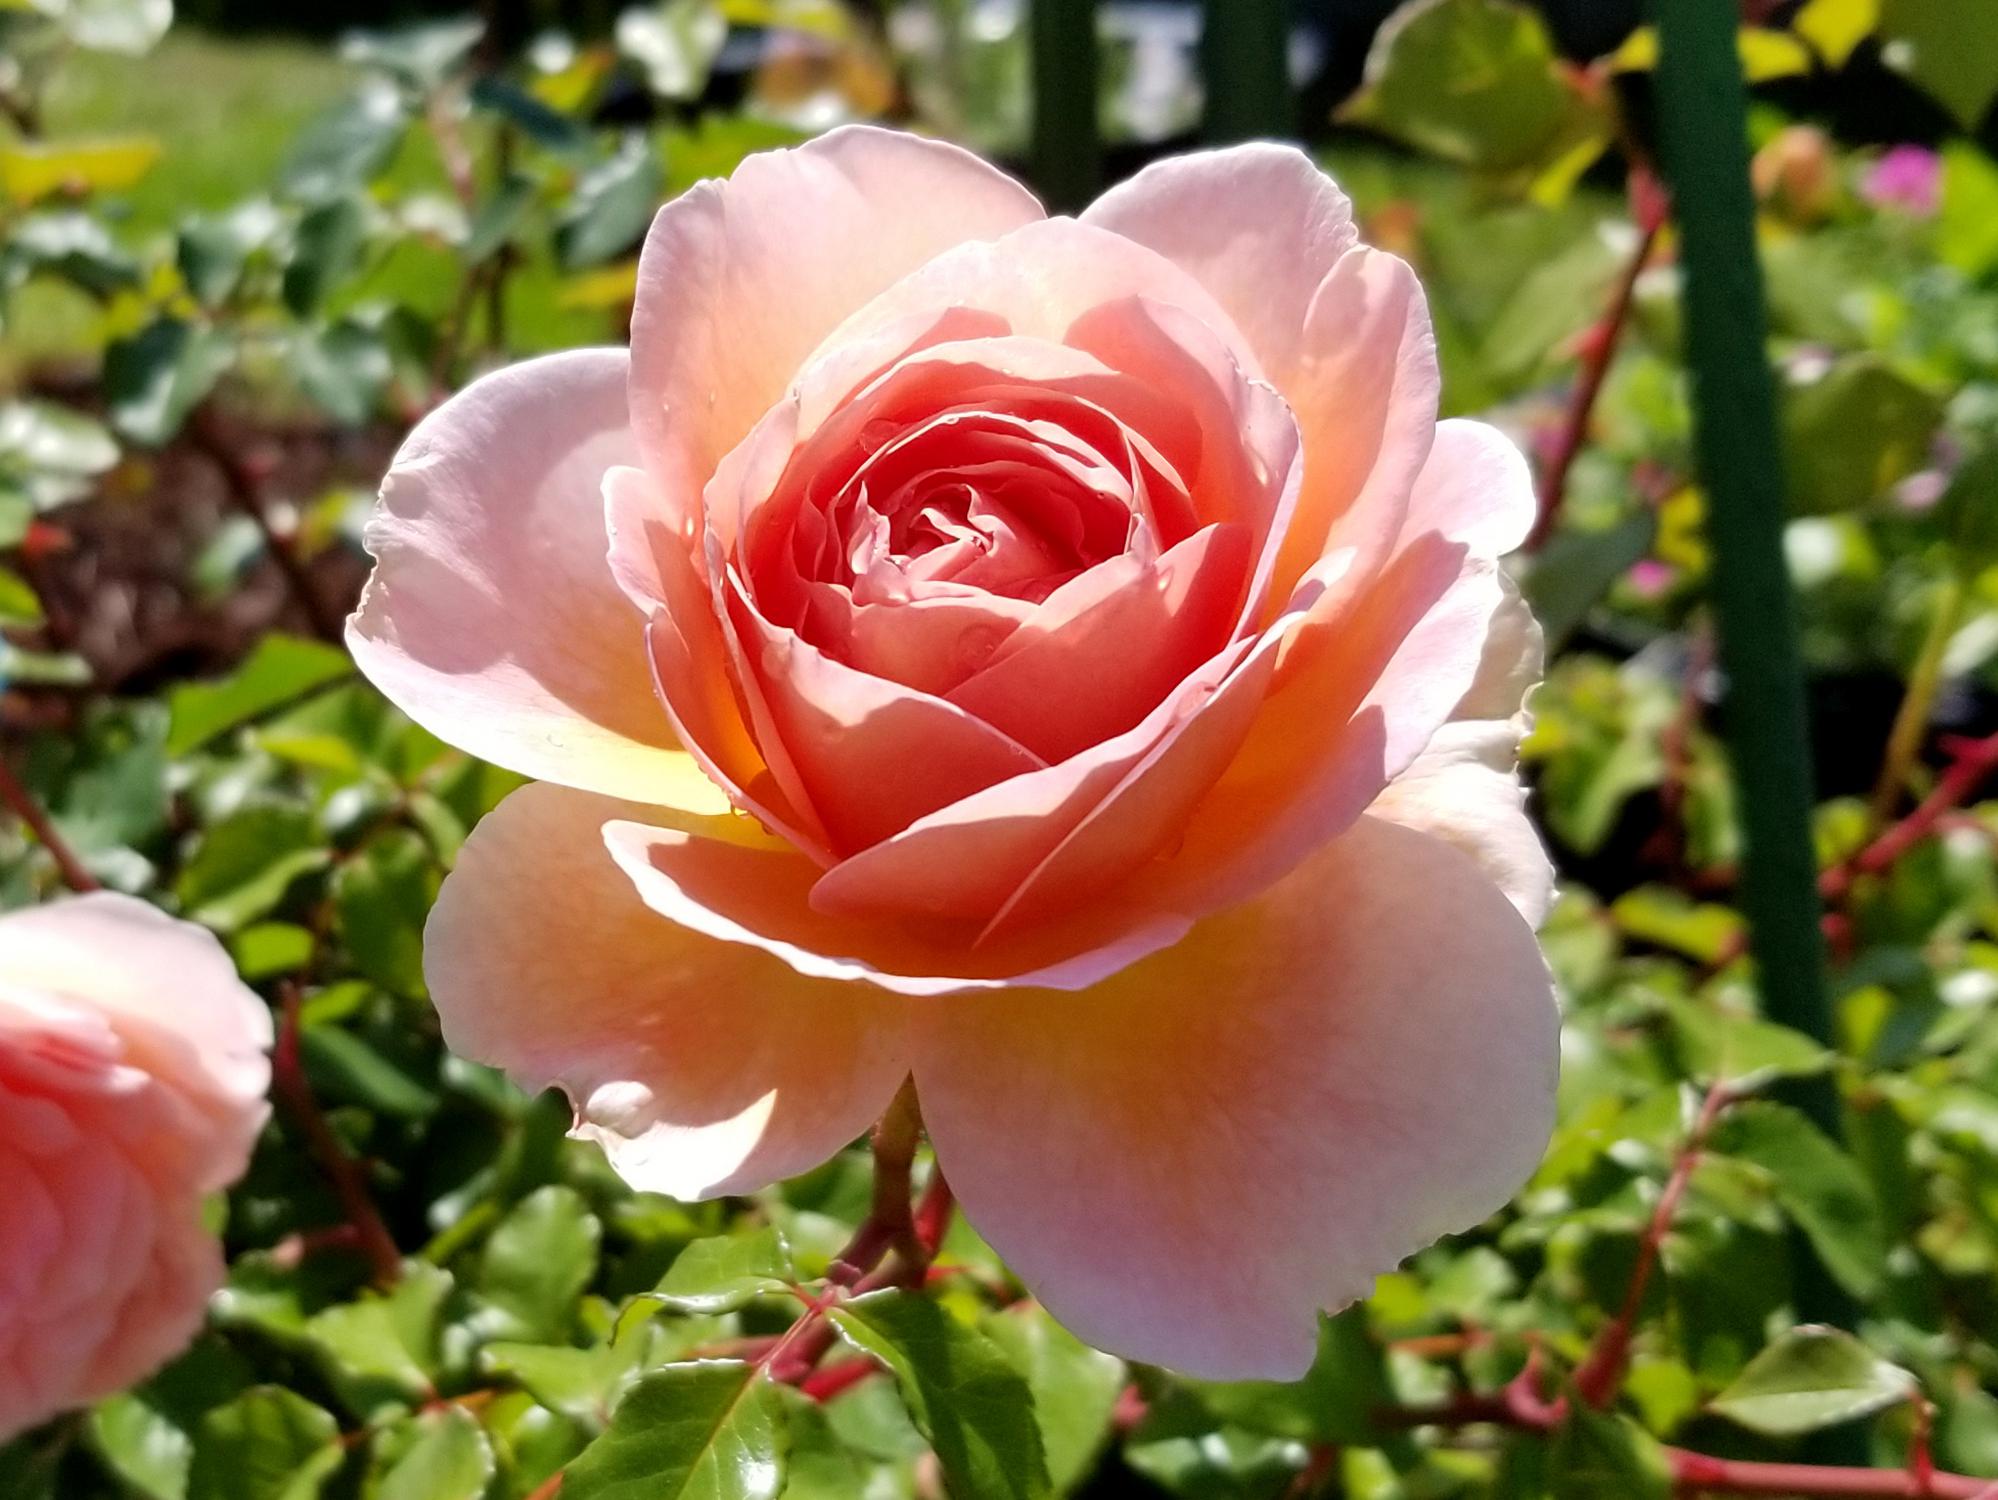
left=984, top=1305, right=1125, bottom=1491
left=305, top=1264, right=451, bottom=1421
left=332, top=829, right=435, bottom=996
left=283, top=85, right=410, bottom=199
left=300, top=1024, right=439, bottom=1119
left=90, top=1393, right=194, bottom=1500
left=1523, top=511, right=1658, bottom=652
left=186, top=1388, right=342, bottom=1500
left=290, top=320, right=391, bottom=427
left=617, top=0, right=729, bottom=100
left=1666, top=998, right=1830, bottom=1086
left=1709, top=1326, right=1916, bottom=1436
left=0, top=567, right=42, bottom=628
left=1782, top=356, right=1943, bottom=515
left=829, top=1288, right=1051, bottom=1500
left=1712, top=1101, right=1890, bottom=1299
left=177, top=201, right=281, bottom=308
left=104, top=319, right=235, bottom=447
left=650, top=1226, right=796, bottom=1314
left=340, top=18, right=485, bottom=92
left=282, top=196, right=366, bottom=316
left=175, top=804, right=330, bottom=932
left=1343, top=0, right=1600, bottom=174
left=555, top=134, right=665, bottom=270
left=561, top=1361, right=785, bottom=1500
left=478, top=1184, right=602, bottom=1340
left=375, top=1408, right=495, bottom=1500
left=1880, top=0, right=1998, bottom=127
left=4, top=208, right=139, bottom=296
left=1938, top=144, right=1998, bottom=278
left=168, top=635, right=353, bottom=755
left=469, top=78, right=590, bottom=155
left=1550, top=1405, right=1670, bottom=1499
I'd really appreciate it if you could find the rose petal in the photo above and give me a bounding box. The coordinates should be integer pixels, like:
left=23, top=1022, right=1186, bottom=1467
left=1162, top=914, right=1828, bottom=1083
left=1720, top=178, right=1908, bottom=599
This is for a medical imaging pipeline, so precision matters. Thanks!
left=604, top=817, right=1198, bottom=998
left=722, top=572, right=1049, bottom=854
left=631, top=125, right=1043, bottom=506
left=425, top=783, right=907, bottom=1198
left=1082, top=143, right=1359, bottom=388
left=1371, top=577, right=1551, bottom=926
left=912, top=814, right=1558, bottom=1379
left=350, top=349, right=721, bottom=811
left=0, top=894, right=271, bottom=1179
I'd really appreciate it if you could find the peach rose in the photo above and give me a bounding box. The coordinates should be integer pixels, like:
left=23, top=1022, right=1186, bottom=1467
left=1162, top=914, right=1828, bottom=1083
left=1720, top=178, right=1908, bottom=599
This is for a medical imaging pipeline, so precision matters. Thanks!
left=350, top=127, right=1557, bottom=1378
left=0, top=894, right=271, bottom=1437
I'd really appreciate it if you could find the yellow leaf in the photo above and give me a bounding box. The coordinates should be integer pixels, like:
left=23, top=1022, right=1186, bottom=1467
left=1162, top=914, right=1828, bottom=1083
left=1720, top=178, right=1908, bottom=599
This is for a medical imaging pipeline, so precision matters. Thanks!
left=1795, top=0, right=1880, bottom=66
left=557, top=259, right=640, bottom=309
left=0, top=135, right=162, bottom=204
left=1609, top=25, right=1814, bottom=81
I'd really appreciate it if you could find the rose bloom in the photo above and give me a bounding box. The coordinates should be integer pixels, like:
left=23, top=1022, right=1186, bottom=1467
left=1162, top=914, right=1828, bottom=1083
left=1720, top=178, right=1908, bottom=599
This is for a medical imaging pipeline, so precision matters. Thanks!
left=351, top=127, right=1557, bottom=1378
left=0, top=895, right=271, bottom=1437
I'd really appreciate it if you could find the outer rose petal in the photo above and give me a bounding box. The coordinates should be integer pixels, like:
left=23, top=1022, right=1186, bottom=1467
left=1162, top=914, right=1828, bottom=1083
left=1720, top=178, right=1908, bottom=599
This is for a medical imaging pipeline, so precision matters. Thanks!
left=912, top=815, right=1558, bottom=1379
left=425, top=782, right=908, bottom=1198
left=1371, top=576, right=1551, bottom=926
left=630, top=125, right=1044, bottom=503
left=349, top=349, right=723, bottom=813
left=1082, top=143, right=1359, bottom=387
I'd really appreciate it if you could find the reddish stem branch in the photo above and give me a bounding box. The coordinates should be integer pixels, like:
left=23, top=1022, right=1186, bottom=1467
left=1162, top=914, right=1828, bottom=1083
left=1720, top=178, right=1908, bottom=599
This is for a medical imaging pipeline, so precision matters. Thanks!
left=271, top=984, right=403, bottom=1287
left=0, top=755, right=99, bottom=893
left=914, top=1169, right=955, bottom=1257
left=1574, top=1081, right=1733, bottom=1406
left=1526, top=167, right=1669, bottom=551
left=189, top=407, right=344, bottom=644
left=1822, top=732, right=1998, bottom=905
left=1381, top=1363, right=1998, bottom=1497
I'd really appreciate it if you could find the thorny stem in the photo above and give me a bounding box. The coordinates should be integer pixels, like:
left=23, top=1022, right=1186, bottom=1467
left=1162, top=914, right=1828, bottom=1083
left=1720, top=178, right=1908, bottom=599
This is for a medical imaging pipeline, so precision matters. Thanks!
left=271, top=983, right=404, bottom=1287
left=0, top=753, right=99, bottom=893
left=1525, top=166, right=1669, bottom=551
left=189, top=407, right=345, bottom=644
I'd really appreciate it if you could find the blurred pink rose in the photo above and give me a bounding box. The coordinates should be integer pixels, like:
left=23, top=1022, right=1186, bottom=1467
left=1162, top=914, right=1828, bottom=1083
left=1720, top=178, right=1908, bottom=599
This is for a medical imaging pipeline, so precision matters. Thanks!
left=0, top=895, right=271, bottom=1439
left=1863, top=145, right=1941, bottom=216
left=350, top=126, right=1556, bottom=1378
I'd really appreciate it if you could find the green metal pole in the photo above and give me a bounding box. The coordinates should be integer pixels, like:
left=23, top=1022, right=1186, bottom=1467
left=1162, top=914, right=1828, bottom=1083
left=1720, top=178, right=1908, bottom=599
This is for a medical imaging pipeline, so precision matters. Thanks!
left=1651, top=0, right=1858, bottom=1374
left=1201, top=0, right=1294, bottom=142
left=1029, top=0, right=1101, bottom=212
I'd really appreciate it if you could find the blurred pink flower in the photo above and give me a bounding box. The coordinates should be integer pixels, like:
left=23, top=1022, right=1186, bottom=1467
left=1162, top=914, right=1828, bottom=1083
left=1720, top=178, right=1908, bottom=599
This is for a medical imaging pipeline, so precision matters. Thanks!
left=0, top=895, right=271, bottom=1439
left=1863, top=145, right=1941, bottom=215
left=350, top=126, right=1557, bottom=1378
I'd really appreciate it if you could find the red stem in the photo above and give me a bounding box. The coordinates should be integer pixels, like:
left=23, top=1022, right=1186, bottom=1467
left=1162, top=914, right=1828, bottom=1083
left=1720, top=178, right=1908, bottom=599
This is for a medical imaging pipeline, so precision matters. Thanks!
left=189, top=407, right=344, bottom=644
left=0, top=756, right=99, bottom=893
left=1574, top=1081, right=1732, bottom=1406
left=1525, top=166, right=1669, bottom=551
left=271, top=984, right=403, bottom=1287
left=914, top=1169, right=955, bottom=1256
left=799, top=1356, right=881, bottom=1403
left=1381, top=1365, right=1998, bottom=1497
left=1822, top=731, right=1998, bottom=904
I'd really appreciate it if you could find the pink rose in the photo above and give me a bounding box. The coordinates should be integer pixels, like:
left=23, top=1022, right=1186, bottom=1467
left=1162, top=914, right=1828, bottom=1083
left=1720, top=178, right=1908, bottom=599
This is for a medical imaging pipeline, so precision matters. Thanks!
left=0, top=895, right=271, bottom=1437
left=350, top=127, right=1556, bottom=1378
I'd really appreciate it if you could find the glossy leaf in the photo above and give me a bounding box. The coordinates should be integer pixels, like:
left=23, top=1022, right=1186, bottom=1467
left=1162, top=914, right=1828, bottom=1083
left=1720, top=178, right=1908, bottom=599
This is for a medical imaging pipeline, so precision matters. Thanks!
left=561, top=1361, right=785, bottom=1500
left=829, top=1288, right=1052, bottom=1500
left=1709, top=1326, right=1915, bottom=1435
